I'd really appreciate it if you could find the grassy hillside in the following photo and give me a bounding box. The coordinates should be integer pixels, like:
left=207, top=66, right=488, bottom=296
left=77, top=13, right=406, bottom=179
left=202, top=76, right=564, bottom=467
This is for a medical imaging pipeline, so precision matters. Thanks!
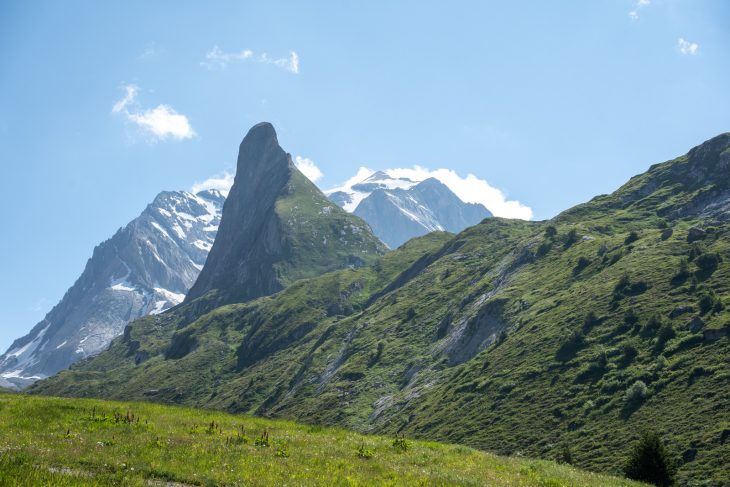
left=31, top=134, right=730, bottom=485
left=0, top=392, right=643, bottom=486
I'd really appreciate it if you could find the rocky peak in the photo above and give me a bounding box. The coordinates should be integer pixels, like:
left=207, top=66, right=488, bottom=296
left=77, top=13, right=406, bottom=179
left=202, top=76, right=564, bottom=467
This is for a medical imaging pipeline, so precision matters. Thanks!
left=185, top=123, right=385, bottom=305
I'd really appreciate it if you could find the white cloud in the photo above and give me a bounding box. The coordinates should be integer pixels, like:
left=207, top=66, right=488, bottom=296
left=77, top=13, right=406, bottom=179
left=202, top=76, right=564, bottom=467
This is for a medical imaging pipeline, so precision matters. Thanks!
left=112, top=85, right=138, bottom=113
left=294, top=155, right=323, bottom=182
left=127, top=106, right=196, bottom=140
left=264, top=51, right=299, bottom=74
left=200, top=46, right=253, bottom=69
left=191, top=171, right=235, bottom=196
left=340, top=167, right=376, bottom=190
left=678, top=37, right=699, bottom=55
left=112, top=84, right=196, bottom=141
left=137, top=43, right=159, bottom=60
left=329, top=166, right=533, bottom=220
left=628, top=0, right=650, bottom=21
left=201, top=46, right=299, bottom=73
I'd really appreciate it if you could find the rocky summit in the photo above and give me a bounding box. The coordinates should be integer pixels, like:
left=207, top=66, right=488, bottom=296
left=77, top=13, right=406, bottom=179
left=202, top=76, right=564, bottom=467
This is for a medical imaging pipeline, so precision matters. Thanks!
left=185, top=122, right=386, bottom=306
left=0, top=189, right=224, bottom=389
left=329, top=170, right=491, bottom=248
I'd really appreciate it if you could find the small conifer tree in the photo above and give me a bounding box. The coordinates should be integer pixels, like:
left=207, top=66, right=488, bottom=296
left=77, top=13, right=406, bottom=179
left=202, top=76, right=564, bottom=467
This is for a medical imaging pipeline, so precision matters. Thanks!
left=624, top=431, right=676, bottom=486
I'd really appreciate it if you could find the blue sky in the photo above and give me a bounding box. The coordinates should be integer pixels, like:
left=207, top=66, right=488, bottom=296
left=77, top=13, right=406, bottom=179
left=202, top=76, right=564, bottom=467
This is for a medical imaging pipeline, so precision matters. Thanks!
left=0, top=0, right=728, bottom=351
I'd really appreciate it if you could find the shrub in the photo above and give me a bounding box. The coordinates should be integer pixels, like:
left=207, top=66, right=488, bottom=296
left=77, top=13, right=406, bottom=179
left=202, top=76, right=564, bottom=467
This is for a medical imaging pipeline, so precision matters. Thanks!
left=619, top=343, right=639, bottom=367
left=275, top=441, right=290, bottom=458
left=625, top=380, right=648, bottom=403
left=695, top=252, right=721, bottom=275
left=573, top=256, right=591, bottom=274
left=624, top=431, right=677, bottom=486
left=254, top=430, right=270, bottom=447
left=582, top=311, right=601, bottom=333
left=607, top=251, right=624, bottom=266
left=406, top=307, right=416, bottom=320
left=557, top=445, right=573, bottom=464
left=556, top=331, right=586, bottom=361
left=576, top=351, right=608, bottom=382
left=625, top=231, right=640, bottom=245
left=656, top=323, right=676, bottom=345
left=614, top=275, right=649, bottom=300
left=614, top=275, right=631, bottom=297
left=671, top=259, right=690, bottom=285
left=698, top=290, right=724, bottom=315
left=536, top=240, right=552, bottom=257
left=368, top=341, right=385, bottom=368
left=688, top=366, right=710, bottom=384
left=563, top=229, right=579, bottom=249
left=688, top=243, right=705, bottom=261
left=597, top=243, right=608, bottom=256
left=392, top=435, right=410, bottom=452
left=545, top=225, right=557, bottom=239
left=356, top=444, right=374, bottom=459
left=624, top=309, right=639, bottom=326
left=641, top=314, right=664, bottom=338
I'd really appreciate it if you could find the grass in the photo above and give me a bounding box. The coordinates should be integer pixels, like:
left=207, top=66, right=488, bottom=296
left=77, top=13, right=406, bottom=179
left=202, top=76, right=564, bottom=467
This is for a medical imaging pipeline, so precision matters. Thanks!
left=0, top=392, right=643, bottom=486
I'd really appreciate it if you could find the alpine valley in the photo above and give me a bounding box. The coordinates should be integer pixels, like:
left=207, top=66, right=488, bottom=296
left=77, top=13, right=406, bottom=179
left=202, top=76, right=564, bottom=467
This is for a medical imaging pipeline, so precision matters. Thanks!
left=20, top=125, right=730, bottom=485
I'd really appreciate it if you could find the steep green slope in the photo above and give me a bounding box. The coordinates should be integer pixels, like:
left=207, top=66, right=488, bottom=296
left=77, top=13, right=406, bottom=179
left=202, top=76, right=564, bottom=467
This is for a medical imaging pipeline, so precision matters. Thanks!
left=32, top=134, right=730, bottom=485
left=33, top=232, right=454, bottom=405
left=0, top=392, right=644, bottom=486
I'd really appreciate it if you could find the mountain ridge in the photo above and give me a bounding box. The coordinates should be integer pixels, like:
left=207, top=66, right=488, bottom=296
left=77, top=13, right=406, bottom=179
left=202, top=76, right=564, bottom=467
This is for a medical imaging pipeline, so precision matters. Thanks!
left=0, top=189, right=224, bottom=389
left=328, top=170, right=491, bottom=248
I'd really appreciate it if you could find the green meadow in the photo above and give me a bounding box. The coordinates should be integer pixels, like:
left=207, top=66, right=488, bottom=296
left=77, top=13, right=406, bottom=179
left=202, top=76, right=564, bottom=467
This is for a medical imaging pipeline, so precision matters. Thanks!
left=0, top=392, right=644, bottom=486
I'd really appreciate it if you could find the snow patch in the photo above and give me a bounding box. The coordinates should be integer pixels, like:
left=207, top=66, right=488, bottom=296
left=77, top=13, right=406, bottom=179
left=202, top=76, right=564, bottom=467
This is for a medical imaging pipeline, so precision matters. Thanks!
left=110, top=281, right=136, bottom=292
left=150, top=221, right=171, bottom=240
left=154, top=287, right=185, bottom=304
left=149, top=300, right=168, bottom=315
left=1, top=369, right=43, bottom=380
left=171, top=223, right=186, bottom=239
left=193, top=239, right=212, bottom=251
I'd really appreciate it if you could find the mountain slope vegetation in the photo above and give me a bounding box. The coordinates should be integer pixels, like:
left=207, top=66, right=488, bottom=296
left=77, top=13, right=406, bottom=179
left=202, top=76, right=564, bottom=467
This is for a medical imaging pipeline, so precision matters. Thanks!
left=32, top=133, right=730, bottom=486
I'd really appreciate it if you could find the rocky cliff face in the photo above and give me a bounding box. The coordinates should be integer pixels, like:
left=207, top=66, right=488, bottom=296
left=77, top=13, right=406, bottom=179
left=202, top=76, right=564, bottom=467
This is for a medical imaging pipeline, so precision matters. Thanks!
left=329, top=171, right=490, bottom=248
left=185, top=122, right=386, bottom=306
left=0, top=190, right=224, bottom=389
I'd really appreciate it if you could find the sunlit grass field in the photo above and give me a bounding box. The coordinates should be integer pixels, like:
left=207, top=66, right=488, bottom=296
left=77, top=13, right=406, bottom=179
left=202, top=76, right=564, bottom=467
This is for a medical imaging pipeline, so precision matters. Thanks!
left=0, top=392, right=645, bottom=486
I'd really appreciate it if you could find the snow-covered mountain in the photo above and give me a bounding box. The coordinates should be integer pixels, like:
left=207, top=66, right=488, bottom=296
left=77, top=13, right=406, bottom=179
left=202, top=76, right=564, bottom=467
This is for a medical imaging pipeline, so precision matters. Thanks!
left=0, top=189, right=224, bottom=389
left=327, top=171, right=491, bottom=248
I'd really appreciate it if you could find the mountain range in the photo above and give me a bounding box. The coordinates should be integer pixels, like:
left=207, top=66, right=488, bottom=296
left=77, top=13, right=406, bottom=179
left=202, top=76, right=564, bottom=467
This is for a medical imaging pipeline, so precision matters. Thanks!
left=328, top=170, right=491, bottom=248
left=1, top=127, right=492, bottom=389
left=30, top=127, right=730, bottom=485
